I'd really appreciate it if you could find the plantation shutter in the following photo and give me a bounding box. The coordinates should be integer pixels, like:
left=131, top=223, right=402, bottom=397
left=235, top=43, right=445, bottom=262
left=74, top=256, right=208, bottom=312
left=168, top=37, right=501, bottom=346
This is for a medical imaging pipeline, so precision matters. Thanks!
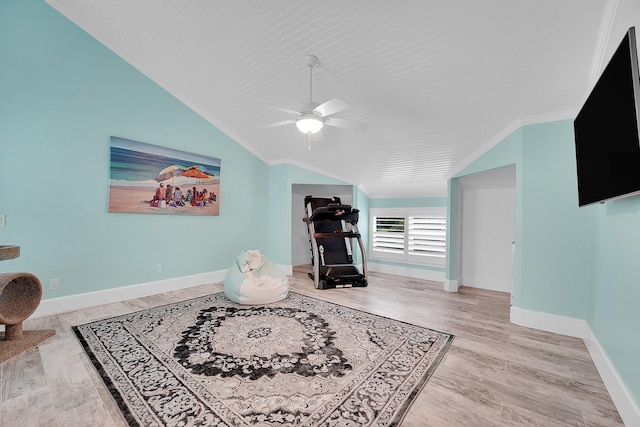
left=408, top=214, right=446, bottom=259
left=372, top=216, right=405, bottom=254
left=370, top=208, right=447, bottom=266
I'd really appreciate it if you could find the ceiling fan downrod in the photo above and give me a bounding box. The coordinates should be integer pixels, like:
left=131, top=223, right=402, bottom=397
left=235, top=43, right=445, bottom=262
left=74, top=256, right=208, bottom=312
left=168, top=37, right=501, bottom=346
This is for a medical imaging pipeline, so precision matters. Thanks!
left=305, top=54, right=319, bottom=103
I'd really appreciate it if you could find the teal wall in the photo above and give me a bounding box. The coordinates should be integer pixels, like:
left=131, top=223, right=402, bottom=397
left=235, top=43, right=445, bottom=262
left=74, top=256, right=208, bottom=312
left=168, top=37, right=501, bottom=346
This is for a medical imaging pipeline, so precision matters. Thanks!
left=519, top=122, right=589, bottom=318
left=450, top=119, right=638, bottom=406
left=352, top=186, right=370, bottom=266
left=584, top=0, right=640, bottom=405
left=353, top=186, right=370, bottom=237
left=451, top=121, right=588, bottom=317
left=0, top=0, right=270, bottom=298
left=446, top=178, right=459, bottom=280
left=588, top=200, right=640, bottom=405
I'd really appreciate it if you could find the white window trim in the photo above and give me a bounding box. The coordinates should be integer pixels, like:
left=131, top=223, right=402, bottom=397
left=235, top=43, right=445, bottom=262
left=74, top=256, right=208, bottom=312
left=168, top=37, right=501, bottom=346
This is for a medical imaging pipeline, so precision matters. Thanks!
left=369, top=207, right=447, bottom=267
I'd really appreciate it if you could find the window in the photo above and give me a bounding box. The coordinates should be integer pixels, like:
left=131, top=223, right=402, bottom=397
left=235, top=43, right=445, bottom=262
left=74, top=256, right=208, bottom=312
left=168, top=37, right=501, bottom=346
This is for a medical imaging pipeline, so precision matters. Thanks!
left=370, top=208, right=446, bottom=266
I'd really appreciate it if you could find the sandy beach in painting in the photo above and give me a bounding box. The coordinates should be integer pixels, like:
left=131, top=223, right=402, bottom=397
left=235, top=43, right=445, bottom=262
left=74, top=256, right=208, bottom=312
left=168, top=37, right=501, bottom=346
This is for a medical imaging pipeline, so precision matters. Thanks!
left=108, top=184, right=220, bottom=215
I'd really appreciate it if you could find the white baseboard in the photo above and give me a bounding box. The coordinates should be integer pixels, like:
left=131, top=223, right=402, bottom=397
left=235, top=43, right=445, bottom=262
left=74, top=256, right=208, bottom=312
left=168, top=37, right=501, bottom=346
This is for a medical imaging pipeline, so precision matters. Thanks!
left=277, top=264, right=293, bottom=276
left=33, top=270, right=227, bottom=318
left=291, top=256, right=311, bottom=267
left=367, top=262, right=445, bottom=283
left=510, top=306, right=588, bottom=338
left=444, top=279, right=459, bottom=293
left=583, top=325, right=640, bottom=427
left=459, top=280, right=512, bottom=294
left=510, top=306, right=640, bottom=427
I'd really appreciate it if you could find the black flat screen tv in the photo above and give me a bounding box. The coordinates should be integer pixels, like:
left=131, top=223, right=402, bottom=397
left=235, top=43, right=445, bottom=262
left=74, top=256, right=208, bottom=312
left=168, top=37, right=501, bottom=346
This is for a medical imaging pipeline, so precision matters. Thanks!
left=574, top=26, right=640, bottom=206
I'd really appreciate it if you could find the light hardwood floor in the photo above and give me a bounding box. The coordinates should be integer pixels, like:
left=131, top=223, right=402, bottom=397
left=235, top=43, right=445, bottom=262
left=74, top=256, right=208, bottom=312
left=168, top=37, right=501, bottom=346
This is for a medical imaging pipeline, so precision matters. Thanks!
left=0, top=267, right=624, bottom=426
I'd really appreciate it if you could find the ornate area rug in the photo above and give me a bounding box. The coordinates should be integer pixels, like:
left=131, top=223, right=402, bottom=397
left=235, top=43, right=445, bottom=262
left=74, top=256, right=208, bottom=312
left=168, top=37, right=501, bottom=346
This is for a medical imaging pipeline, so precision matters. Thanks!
left=73, top=292, right=453, bottom=426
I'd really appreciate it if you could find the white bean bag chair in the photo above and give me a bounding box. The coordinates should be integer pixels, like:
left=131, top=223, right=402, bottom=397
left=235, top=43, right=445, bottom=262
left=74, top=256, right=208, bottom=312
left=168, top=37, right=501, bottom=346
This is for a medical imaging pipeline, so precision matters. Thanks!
left=224, top=250, right=289, bottom=304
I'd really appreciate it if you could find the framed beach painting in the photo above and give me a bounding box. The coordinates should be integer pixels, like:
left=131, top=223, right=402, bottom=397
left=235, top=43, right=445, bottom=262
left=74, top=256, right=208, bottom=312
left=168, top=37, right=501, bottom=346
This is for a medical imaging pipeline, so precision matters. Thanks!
left=108, top=137, right=221, bottom=216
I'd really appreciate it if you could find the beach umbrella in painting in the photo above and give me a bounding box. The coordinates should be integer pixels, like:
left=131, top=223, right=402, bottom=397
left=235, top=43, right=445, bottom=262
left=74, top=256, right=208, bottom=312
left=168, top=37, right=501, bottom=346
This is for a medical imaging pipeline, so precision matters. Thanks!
left=155, top=165, right=186, bottom=182
left=182, top=165, right=215, bottom=191
left=183, top=166, right=215, bottom=183
left=183, top=165, right=216, bottom=179
left=182, top=169, right=211, bottom=180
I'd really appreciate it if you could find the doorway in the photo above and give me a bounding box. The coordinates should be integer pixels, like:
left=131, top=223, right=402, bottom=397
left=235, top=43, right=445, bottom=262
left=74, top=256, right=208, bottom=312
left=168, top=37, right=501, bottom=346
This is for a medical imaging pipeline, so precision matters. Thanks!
left=458, top=166, right=516, bottom=298
left=291, top=184, right=353, bottom=267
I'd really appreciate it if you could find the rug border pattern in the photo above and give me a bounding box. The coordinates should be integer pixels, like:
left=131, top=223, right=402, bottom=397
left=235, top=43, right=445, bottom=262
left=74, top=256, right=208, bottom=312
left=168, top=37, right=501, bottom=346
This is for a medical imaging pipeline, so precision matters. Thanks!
left=73, top=292, right=454, bottom=426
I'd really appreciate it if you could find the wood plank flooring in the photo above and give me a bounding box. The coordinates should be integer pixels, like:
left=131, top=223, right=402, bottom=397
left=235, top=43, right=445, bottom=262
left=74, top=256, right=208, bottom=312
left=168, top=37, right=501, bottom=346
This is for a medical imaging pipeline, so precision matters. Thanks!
left=0, top=267, right=624, bottom=426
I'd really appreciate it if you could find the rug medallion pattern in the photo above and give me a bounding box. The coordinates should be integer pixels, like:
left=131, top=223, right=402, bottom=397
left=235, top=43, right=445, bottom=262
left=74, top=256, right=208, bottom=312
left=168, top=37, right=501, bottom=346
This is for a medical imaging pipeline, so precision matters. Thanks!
left=73, top=292, right=453, bottom=426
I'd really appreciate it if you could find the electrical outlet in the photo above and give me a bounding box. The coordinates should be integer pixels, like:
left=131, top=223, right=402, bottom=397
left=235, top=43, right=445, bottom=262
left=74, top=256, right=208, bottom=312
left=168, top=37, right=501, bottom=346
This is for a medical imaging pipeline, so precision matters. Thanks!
left=50, top=278, right=60, bottom=291
left=156, top=263, right=163, bottom=272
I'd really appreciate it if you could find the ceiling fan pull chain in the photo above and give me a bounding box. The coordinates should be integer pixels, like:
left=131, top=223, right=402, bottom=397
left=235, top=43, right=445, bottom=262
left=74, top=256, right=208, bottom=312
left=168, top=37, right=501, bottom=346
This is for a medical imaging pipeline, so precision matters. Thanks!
left=308, top=133, right=311, bottom=150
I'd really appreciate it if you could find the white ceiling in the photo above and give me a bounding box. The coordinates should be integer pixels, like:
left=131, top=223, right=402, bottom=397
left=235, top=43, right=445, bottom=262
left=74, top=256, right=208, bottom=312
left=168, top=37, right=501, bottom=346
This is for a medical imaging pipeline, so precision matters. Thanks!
left=46, top=0, right=609, bottom=198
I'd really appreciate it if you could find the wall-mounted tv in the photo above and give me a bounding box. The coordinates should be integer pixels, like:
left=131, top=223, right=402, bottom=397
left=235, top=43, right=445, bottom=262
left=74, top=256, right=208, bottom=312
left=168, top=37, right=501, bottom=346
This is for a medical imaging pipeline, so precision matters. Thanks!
left=574, top=26, right=640, bottom=207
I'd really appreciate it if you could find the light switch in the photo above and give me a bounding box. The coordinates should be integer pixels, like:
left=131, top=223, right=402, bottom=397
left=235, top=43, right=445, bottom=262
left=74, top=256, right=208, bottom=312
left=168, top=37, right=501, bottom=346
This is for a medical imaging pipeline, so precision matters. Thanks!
left=0, top=214, right=5, bottom=227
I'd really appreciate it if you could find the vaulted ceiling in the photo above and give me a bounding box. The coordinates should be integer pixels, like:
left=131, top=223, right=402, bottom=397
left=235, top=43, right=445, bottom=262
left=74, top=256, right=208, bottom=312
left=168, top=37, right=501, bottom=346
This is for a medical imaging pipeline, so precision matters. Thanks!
left=46, top=0, right=609, bottom=198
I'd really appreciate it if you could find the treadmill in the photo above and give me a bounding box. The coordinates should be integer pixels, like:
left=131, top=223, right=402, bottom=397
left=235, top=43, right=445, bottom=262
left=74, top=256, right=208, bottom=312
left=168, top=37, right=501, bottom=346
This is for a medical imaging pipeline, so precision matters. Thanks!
left=303, top=195, right=368, bottom=289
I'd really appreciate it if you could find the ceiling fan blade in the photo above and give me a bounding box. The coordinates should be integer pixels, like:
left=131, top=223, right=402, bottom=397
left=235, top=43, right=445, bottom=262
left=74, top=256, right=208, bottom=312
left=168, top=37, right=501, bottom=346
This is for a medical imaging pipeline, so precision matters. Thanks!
left=262, top=119, right=296, bottom=129
left=314, top=98, right=349, bottom=117
left=260, top=103, right=302, bottom=116
left=324, top=117, right=369, bottom=132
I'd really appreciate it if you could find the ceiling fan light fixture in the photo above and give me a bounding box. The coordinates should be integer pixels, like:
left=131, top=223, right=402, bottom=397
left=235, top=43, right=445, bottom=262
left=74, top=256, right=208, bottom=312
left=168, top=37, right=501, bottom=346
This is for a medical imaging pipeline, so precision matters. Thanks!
left=296, top=116, right=323, bottom=134
left=263, top=54, right=367, bottom=140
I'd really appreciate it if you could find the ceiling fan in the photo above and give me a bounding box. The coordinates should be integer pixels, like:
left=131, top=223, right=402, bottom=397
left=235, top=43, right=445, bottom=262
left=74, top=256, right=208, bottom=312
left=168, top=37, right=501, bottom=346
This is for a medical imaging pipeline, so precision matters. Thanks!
left=264, top=55, right=368, bottom=149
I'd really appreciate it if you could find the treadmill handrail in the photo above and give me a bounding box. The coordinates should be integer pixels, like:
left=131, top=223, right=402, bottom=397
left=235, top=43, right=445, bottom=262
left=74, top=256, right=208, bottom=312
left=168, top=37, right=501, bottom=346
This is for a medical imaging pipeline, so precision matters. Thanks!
left=313, top=232, right=361, bottom=239
left=321, top=263, right=362, bottom=267
left=309, top=210, right=356, bottom=221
